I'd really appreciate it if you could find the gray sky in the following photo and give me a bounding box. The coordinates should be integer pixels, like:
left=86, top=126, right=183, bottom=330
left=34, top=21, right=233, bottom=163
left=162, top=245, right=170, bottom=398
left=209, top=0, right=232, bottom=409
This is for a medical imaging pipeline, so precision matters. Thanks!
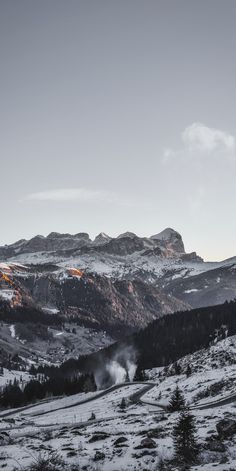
left=0, top=0, right=236, bottom=261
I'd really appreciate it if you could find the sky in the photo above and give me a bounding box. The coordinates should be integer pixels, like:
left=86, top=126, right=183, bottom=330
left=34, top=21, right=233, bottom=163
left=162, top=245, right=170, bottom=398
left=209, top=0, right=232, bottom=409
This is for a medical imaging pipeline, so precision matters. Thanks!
left=0, top=0, right=236, bottom=261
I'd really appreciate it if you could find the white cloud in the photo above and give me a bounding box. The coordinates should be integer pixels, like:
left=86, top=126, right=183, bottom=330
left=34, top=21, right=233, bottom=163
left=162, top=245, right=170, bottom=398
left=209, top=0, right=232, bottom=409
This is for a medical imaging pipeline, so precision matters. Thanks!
left=21, top=187, right=141, bottom=208
left=161, top=147, right=177, bottom=164
left=162, top=122, right=236, bottom=163
left=23, top=188, right=113, bottom=202
left=182, top=122, right=235, bottom=153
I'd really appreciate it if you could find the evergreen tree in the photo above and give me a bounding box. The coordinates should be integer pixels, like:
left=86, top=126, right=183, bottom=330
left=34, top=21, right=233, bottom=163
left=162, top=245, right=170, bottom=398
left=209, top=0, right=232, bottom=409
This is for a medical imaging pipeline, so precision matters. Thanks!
left=119, top=397, right=126, bottom=410
left=172, top=407, right=199, bottom=464
left=0, top=382, right=25, bottom=408
left=173, top=362, right=181, bottom=375
left=133, top=366, right=148, bottom=382
left=186, top=364, right=192, bottom=377
left=82, top=373, right=97, bottom=393
left=29, top=364, right=37, bottom=376
left=168, top=385, right=185, bottom=412
left=89, top=412, right=96, bottom=420
left=24, top=380, right=44, bottom=401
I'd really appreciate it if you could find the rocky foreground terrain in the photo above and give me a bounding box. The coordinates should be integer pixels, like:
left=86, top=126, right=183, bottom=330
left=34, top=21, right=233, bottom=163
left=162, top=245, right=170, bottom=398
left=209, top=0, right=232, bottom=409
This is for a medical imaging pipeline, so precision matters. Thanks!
left=1, top=335, right=236, bottom=470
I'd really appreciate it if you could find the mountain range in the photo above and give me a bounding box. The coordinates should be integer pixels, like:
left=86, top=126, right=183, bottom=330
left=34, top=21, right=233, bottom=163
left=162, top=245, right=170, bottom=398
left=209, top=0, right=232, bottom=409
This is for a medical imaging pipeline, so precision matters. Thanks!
left=1, top=228, right=236, bottom=318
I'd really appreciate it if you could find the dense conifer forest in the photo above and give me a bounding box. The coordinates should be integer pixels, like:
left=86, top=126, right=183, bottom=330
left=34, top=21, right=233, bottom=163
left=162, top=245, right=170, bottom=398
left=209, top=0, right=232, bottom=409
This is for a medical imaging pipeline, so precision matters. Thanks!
left=74, top=300, right=236, bottom=373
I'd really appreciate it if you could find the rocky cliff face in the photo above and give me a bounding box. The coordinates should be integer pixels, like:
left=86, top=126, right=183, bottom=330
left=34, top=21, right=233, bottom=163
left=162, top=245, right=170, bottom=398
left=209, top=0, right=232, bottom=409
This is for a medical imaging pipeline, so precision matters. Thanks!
left=150, top=227, right=185, bottom=253
left=0, top=228, right=192, bottom=259
left=0, top=263, right=189, bottom=337
left=1, top=229, right=236, bottom=333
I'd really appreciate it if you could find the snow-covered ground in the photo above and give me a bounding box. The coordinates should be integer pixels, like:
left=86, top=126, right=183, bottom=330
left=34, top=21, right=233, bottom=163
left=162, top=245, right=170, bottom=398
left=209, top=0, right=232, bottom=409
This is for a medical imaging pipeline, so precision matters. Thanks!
left=4, top=251, right=210, bottom=279
left=145, top=335, right=236, bottom=407
left=1, top=250, right=230, bottom=283
left=1, top=383, right=145, bottom=426
left=1, top=336, right=236, bottom=470
left=0, top=288, right=14, bottom=301
left=0, top=368, right=32, bottom=388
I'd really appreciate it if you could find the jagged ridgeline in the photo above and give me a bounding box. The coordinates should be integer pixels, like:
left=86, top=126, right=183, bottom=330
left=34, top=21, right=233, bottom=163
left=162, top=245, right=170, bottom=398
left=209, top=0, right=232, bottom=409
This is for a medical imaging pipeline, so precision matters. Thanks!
left=75, top=300, right=236, bottom=374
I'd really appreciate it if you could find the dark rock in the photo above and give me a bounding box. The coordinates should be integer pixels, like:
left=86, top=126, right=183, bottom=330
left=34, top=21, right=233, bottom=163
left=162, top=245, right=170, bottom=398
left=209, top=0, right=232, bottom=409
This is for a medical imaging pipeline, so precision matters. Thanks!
left=114, top=436, right=128, bottom=446
left=135, top=437, right=156, bottom=449
left=205, top=439, right=226, bottom=452
left=4, top=418, right=15, bottom=424
left=216, top=419, right=236, bottom=439
left=181, top=252, right=203, bottom=262
left=132, top=450, right=157, bottom=458
left=89, top=432, right=109, bottom=443
left=94, top=451, right=105, bottom=461
left=147, top=427, right=163, bottom=439
left=96, top=236, right=145, bottom=256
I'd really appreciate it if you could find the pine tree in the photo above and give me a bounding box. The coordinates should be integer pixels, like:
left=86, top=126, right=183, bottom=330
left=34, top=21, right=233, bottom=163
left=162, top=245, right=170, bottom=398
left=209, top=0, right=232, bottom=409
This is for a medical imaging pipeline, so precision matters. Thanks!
left=172, top=407, right=199, bottom=464
left=133, top=366, right=148, bottom=382
left=173, top=362, right=181, bottom=375
left=186, top=364, right=192, bottom=377
left=83, top=373, right=97, bottom=393
left=29, top=364, right=37, bottom=376
left=119, top=397, right=126, bottom=411
left=168, top=385, right=185, bottom=412
left=0, top=382, right=25, bottom=408
left=89, top=412, right=96, bottom=421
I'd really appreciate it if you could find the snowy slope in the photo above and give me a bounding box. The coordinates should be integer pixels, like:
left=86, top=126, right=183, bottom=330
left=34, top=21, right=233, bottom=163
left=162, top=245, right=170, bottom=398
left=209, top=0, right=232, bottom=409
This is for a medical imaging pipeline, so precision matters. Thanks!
left=145, top=335, right=236, bottom=407
left=1, top=336, right=236, bottom=470
left=1, top=229, right=236, bottom=312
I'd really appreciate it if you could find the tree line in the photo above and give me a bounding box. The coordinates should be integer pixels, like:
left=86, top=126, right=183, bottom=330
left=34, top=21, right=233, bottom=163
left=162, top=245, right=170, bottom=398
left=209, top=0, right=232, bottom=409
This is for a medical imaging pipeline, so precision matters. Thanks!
left=0, top=372, right=96, bottom=409
left=69, top=299, right=236, bottom=376
left=0, top=300, right=64, bottom=326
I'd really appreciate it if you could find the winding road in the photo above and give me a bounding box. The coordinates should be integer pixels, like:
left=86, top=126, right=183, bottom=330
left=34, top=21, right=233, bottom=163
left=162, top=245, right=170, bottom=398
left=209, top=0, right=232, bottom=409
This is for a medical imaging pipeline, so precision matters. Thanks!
left=1, top=380, right=236, bottom=428
left=0, top=382, right=156, bottom=421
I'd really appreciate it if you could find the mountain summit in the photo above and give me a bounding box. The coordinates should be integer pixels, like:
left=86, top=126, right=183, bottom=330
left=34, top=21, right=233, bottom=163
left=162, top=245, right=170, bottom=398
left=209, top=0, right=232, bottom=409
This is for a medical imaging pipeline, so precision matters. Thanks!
left=150, top=228, right=185, bottom=253
left=0, top=228, right=187, bottom=260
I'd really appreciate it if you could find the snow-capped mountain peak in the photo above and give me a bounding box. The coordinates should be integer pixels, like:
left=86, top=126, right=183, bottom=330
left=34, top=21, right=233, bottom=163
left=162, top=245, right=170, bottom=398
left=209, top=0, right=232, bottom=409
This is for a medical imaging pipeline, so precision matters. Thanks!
left=117, top=231, right=138, bottom=239
left=150, top=227, right=185, bottom=253
left=150, top=227, right=180, bottom=240
left=93, top=232, right=112, bottom=245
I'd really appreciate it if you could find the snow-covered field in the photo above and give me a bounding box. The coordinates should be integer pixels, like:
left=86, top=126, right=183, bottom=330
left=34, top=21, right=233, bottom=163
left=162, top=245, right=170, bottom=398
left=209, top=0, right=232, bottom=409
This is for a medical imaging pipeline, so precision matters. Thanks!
left=0, top=368, right=32, bottom=388
left=1, top=336, right=236, bottom=470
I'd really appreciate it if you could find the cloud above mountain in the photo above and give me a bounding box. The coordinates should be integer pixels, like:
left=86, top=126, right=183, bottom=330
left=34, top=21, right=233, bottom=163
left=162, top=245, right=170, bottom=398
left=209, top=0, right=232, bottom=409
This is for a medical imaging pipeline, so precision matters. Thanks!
left=182, top=123, right=235, bottom=154
left=23, top=188, right=114, bottom=203
left=21, top=187, right=142, bottom=208
left=163, top=123, right=236, bottom=163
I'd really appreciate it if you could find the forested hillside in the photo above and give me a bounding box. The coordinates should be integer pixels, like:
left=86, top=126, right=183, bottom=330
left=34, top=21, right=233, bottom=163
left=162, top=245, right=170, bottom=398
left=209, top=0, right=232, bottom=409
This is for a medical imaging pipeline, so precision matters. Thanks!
left=76, top=300, right=236, bottom=377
